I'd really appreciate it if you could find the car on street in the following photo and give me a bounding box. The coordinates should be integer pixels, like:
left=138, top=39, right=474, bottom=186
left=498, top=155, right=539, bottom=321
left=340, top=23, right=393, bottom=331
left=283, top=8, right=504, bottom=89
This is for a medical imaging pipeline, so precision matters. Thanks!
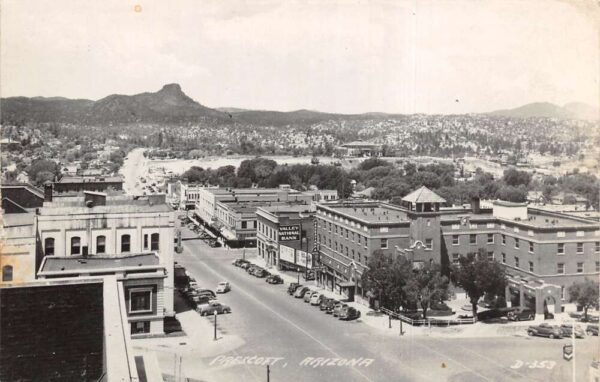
left=232, top=259, right=250, bottom=267
left=339, top=306, right=361, bottom=321
left=288, top=283, right=302, bottom=295
left=266, top=275, right=284, bottom=284
left=527, top=323, right=563, bottom=339
left=189, top=295, right=213, bottom=308
left=303, top=270, right=315, bottom=281
left=586, top=324, right=599, bottom=336
left=507, top=307, right=534, bottom=321
left=580, top=315, right=600, bottom=323
left=320, top=298, right=334, bottom=311
left=216, top=282, right=231, bottom=294
left=324, top=299, right=339, bottom=314
left=310, top=293, right=324, bottom=306
left=208, top=240, right=222, bottom=248
left=240, top=262, right=252, bottom=270
left=333, top=303, right=348, bottom=317
left=294, top=287, right=311, bottom=298
left=197, top=301, right=232, bottom=316
left=559, top=324, right=585, bottom=338
left=304, top=291, right=318, bottom=303
left=246, top=265, right=259, bottom=274
left=254, top=269, right=270, bottom=278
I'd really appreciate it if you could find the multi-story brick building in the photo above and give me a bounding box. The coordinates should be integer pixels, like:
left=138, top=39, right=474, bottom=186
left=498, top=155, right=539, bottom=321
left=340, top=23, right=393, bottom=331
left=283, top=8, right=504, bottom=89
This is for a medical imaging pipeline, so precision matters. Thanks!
left=315, top=186, right=600, bottom=317
left=53, top=175, right=124, bottom=193
left=256, top=205, right=316, bottom=271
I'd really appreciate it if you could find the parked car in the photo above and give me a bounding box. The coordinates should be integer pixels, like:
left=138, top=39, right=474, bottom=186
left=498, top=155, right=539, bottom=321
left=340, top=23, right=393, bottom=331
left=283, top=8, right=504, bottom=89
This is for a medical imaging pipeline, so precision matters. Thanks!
left=208, top=240, right=221, bottom=248
left=339, top=306, right=361, bottom=321
left=527, top=323, right=563, bottom=339
left=294, top=287, right=311, bottom=298
left=586, top=324, right=599, bottom=336
left=266, top=275, right=284, bottom=284
left=246, top=265, right=259, bottom=274
left=324, top=299, right=339, bottom=314
left=304, top=291, right=318, bottom=303
left=254, top=269, right=270, bottom=278
left=287, top=282, right=302, bottom=295
left=320, top=298, right=334, bottom=311
left=216, top=282, right=231, bottom=294
left=189, top=295, right=213, bottom=308
left=303, top=270, right=315, bottom=281
left=240, top=262, right=251, bottom=270
left=196, top=289, right=216, bottom=298
left=232, top=259, right=249, bottom=267
left=559, top=324, right=585, bottom=338
left=333, top=303, right=348, bottom=317
left=477, top=307, right=515, bottom=321
left=197, top=301, right=231, bottom=316
left=310, top=293, right=324, bottom=306
left=507, top=307, right=534, bottom=321
left=580, top=315, right=600, bottom=323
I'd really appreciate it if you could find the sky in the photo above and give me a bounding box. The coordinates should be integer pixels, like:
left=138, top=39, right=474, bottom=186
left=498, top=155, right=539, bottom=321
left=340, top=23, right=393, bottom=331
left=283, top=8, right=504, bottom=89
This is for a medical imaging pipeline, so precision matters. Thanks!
left=1, top=0, right=599, bottom=114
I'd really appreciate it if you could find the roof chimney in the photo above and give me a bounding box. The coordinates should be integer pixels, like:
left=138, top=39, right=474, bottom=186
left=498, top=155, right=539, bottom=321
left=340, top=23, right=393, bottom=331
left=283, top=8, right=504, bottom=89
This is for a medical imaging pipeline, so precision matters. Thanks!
left=471, top=196, right=481, bottom=214
left=44, top=182, right=53, bottom=202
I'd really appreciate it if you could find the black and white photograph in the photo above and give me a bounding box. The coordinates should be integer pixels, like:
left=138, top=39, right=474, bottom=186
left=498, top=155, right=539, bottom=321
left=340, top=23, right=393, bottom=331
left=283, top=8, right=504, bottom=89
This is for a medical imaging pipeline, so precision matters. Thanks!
left=1, top=1, right=599, bottom=381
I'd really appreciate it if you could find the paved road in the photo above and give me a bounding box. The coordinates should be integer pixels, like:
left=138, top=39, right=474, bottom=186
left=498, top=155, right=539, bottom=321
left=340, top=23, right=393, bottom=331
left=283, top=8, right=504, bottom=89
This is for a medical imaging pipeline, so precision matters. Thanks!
left=177, top=229, right=597, bottom=382
left=120, top=147, right=147, bottom=195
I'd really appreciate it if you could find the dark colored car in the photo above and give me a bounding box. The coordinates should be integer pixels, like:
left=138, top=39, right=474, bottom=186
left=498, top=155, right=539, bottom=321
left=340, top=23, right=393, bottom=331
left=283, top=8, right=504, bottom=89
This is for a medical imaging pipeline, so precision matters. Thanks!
left=559, top=324, right=585, bottom=338
left=339, top=307, right=361, bottom=321
left=527, top=323, right=562, bottom=339
left=294, top=286, right=311, bottom=298
left=232, top=259, right=250, bottom=267
left=325, top=299, right=340, bottom=314
left=303, top=270, right=315, bottom=281
left=320, top=298, right=334, bottom=311
left=580, top=315, right=600, bottom=323
left=477, top=307, right=515, bottom=321
left=586, top=324, right=599, bottom=336
left=240, top=262, right=251, bottom=270
left=288, top=283, right=302, bottom=295
left=208, top=240, right=222, bottom=248
left=266, top=275, right=284, bottom=284
left=333, top=303, right=348, bottom=317
left=507, top=307, right=534, bottom=321
left=254, top=269, right=270, bottom=278
left=246, top=265, right=259, bottom=274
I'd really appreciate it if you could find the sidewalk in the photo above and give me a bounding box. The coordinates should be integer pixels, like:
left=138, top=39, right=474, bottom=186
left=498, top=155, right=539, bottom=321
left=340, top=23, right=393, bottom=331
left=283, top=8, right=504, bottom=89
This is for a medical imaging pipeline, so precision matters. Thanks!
left=244, top=254, right=541, bottom=339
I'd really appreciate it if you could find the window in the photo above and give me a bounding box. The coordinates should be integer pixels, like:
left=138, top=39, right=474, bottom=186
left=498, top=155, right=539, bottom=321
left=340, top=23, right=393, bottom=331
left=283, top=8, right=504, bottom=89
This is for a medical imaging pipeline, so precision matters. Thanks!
left=121, top=234, right=131, bottom=253
left=131, top=321, right=150, bottom=335
left=351, top=249, right=355, bottom=259
left=2, top=265, right=13, bottom=282
left=151, top=233, right=160, bottom=251
left=557, top=263, right=565, bottom=274
left=452, top=235, right=459, bottom=245
left=529, top=242, right=534, bottom=253
left=143, top=234, right=148, bottom=249
left=557, top=243, right=565, bottom=255
left=561, top=286, right=565, bottom=300
left=487, top=251, right=494, bottom=261
left=487, top=234, right=494, bottom=244
left=425, top=239, right=433, bottom=250
left=364, top=238, right=369, bottom=248
left=44, top=237, right=55, bottom=256
left=452, top=254, right=460, bottom=264
left=596, top=261, right=599, bottom=272
left=381, top=238, right=388, bottom=249
left=529, top=261, right=534, bottom=272
left=514, top=238, right=519, bottom=249
left=242, top=221, right=247, bottom=229
left=501, top=234, right=506, bottom=245
left=577, top=242, right=584, bottom=254
left=515, top=257, right=519, bottom=268
left=557, top=231, right=565, bottom=238
left=576, top=262, right=584, bottom=273
left=469, top=234, right=477, bottom=245
left=596, top=242, right=600, bottom=253
left=357, top=236, right=361, bottom=245
left=71, top=237, right=81, bottom=255
left=96, top=236, right=106, bottom=254
left=129, top=288, right=152, bottom=313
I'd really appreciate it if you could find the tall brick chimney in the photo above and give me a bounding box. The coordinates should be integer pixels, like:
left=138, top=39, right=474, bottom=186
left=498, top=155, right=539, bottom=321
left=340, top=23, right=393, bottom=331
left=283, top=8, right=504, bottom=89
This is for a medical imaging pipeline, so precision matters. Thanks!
left=44, top=182, right=53, bottom=202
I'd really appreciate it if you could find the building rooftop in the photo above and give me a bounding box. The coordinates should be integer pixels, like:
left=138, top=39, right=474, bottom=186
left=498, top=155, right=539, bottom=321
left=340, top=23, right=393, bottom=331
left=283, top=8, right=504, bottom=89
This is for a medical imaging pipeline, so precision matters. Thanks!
left=38, top=194, right=172, bottom=215
left=39, top=253, right=160, bottom=274
left=402, top=186, right=446, bottom=204
left=440, top=209, right=599, bottom=229
left=57, top=176, right=124, bottom=184
left=320, top=203, right=409, bottom=224
left=259, top=205, right=314, bottom=214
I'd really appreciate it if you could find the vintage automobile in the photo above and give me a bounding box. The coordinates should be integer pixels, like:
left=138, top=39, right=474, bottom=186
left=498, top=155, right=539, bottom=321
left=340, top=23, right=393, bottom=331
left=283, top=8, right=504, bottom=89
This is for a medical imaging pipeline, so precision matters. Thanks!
left=559, top=324, right=585, bottom=338
left=507, top=307, right=535, bottom=321
left=527, top=323, right=563, bottom=339
left=196, top=301, right=232, bottom=316
left=266, top=275, right=284, bottom=284
left=338, top=306, right=361, bottom=321
left=216, top=281, right=231, bottom=294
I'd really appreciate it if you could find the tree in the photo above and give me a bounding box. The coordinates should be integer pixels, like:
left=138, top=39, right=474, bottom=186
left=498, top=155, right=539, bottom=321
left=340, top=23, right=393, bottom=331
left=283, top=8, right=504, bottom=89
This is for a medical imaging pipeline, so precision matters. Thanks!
left=451, top=252, right=507, bottom=319
left=27, top=159, right=59, bottom=185
left=503, top=168, right=531, bottom=187
left=568, top=279, right=599, bottom=321
left=402, top=263, right=449, bottom=319
left=361, top=250, right=412, bottom=311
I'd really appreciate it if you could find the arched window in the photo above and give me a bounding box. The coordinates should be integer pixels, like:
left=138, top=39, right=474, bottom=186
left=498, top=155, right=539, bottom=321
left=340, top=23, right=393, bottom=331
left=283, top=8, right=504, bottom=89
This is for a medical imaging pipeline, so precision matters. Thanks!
left=150, top=233, right=160, bottom=251
left=2, top=265, right=13, bottom=282
left=44, top=238, right=55, bottom=256
left=96, top=236, right=106, bottom=254
left=71, top=237, right=81, bottom=255
left=121, top=234, right=131, bottom=253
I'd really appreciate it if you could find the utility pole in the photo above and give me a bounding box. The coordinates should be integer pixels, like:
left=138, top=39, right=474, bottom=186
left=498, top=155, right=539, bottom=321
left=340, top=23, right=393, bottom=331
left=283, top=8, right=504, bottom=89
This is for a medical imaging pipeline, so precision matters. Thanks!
left=213, top=310, right=217, bottom=341
left=266, top=364, right=271, bottom=382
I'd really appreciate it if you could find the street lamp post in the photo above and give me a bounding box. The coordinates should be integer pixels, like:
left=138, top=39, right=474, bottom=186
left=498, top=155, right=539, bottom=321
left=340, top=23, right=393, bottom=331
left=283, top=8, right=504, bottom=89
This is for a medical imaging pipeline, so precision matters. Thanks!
left=213, top=310, right=217, bottom=341
left=297, top=267, right=300, bottom=283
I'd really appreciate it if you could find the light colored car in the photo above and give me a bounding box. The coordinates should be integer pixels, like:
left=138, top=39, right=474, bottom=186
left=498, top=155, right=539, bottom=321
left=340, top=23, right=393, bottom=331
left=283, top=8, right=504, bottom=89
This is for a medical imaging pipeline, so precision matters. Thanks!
left=216, top=281, right=231, bottom=294
left=560, top=324, right=585, bottom=338
left=304, top=290, right=318, bottom=303
left=196, top=301, right=231, bottom=316
left=310, top=293, right=324, bottom=306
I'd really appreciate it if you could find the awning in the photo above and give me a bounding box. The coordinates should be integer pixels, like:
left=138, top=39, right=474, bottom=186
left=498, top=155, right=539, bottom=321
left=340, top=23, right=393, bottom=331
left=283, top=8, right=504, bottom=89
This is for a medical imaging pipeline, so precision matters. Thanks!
left=337, top=281, right=356, bottom=288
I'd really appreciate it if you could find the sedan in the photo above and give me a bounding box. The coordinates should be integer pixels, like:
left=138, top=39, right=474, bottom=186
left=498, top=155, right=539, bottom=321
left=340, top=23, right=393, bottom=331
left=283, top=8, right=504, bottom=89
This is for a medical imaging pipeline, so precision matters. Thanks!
left=294, top=287, right=311, bottom=298
left=310, top=293, right=325, bottom=306
left=560, top=324, right=585, bottom=338
left=197, top=301, right=231, bottom=316
left=266, top=275, right=284, bottom=284
left=339, top=307, right=361, bottom=321
left=325, top=300, right=340, bottom=314
left=287, top=283, right=302, bottom=295
left=333, top=303, right=348, bottom=317
left=586, top=324, right=598, bottom=336
left=216, top=282, right=231, bottom=294
left=254, top=269, right=270, bottom=278
left=320, top=298, right=334, bottom=311
left=304, top=291, right=318, bottom=303
left=527, top=323, right=562, bottom=339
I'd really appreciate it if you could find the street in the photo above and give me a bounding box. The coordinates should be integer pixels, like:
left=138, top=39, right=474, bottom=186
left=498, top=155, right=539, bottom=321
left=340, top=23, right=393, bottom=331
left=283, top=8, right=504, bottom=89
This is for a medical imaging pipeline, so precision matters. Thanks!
left=170, top=228, right=597, bottom=382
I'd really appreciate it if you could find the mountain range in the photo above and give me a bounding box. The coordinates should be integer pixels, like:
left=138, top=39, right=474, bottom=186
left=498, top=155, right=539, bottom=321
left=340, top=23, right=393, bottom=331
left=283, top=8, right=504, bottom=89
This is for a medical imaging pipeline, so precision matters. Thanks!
left=1, top=84, right=597, bottom=125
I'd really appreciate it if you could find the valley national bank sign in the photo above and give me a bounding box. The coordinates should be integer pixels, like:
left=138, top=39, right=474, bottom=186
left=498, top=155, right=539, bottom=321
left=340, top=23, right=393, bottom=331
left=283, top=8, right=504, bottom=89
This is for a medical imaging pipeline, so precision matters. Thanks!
left=278, top=225, right=300, bottom=241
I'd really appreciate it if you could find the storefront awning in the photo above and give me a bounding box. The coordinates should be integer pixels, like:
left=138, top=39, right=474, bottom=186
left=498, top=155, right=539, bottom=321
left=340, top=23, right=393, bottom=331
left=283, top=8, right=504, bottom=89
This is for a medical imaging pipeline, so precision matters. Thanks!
left=337, top=281, right=356, bottom=288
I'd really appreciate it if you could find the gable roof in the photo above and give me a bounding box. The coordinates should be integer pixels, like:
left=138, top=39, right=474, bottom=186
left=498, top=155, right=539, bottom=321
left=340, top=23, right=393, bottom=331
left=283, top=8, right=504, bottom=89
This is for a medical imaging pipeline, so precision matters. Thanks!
left=401, top=186, right=446, bottom=204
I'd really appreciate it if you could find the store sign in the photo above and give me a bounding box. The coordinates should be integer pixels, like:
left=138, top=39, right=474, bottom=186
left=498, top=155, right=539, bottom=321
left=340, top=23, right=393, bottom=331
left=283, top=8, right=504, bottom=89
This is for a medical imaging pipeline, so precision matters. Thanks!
left=297, top=250, right=313, bottom=269
left=279, top=225, right=300, bottom=241
left=279, top=245, right=295, bottom=263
